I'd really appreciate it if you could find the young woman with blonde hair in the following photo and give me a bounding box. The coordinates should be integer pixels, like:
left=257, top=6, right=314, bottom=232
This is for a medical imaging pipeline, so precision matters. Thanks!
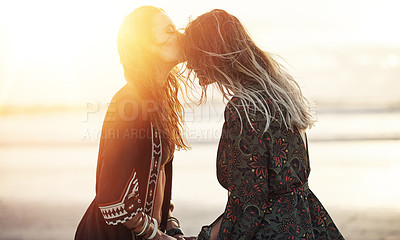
left=184, top=9, right=344, bottom=240
left=75, top=6, right=187, bottom=240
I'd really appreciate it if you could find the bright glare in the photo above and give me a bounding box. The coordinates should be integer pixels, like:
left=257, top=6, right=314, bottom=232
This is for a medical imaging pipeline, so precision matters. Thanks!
left=0, top=0, right=399, bottom=108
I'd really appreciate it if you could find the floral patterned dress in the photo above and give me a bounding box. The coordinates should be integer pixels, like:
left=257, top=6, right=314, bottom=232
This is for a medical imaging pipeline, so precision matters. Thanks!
left=199, top=96, right=344, bottom=240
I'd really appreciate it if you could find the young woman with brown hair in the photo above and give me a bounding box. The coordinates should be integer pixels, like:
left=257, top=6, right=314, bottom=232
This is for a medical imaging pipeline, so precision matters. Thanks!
left=75, top=6, right=188, bottom=240
left=184, top=9, right=344, bottom=240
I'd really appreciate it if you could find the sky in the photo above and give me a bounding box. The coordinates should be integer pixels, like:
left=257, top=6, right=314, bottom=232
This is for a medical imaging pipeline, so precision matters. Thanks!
left=0, top=0, right=399, bottom=108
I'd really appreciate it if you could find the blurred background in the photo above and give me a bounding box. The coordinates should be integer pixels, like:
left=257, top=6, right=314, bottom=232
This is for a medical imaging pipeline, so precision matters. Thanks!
left=0, top=0, right=399, bottom=239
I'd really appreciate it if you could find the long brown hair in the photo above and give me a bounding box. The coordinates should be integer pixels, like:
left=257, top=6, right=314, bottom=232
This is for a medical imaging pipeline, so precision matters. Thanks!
left=184, top=9, right=315, bottom=131
left=117, top=6, right=188, bottom=152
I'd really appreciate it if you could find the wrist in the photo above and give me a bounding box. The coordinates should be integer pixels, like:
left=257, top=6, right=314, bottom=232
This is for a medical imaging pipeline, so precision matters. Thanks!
left=131, top=213, right=158, bottom=239
left=167, top=216, right=181, bottom=228
left=145, top=217, right=158, bottom=239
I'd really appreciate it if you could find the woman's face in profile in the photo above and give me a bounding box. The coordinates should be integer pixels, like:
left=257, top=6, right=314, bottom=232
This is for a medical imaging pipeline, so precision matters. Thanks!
left=152, top=13, right=182, bottom=65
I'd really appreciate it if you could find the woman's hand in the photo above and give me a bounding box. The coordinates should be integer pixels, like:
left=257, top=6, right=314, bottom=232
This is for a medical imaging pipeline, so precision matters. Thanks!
left=165, top=213, right=184, bottom=239
left=166, top=218, right=180, bottom=230
left=180, top=236, right=197, bottom=240
left=173, top=235, right=185, bottom=240
left=153, top=232, right=197, bottom=240
left=154, top=230, right=180, bottom=240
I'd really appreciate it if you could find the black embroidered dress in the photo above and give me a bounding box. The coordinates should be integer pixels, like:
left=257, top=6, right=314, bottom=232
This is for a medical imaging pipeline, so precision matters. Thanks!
left=75, top=85, right=173, bottom=240
left=200, top=95, right=344, bottom=240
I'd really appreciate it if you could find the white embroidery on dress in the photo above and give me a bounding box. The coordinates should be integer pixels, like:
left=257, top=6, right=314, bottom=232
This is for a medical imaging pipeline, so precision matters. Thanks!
left=143, top=123, right=162, bottom=215
left=99, top=171, right=140, bottom=224
left=127, top=178, right=139, bottom=200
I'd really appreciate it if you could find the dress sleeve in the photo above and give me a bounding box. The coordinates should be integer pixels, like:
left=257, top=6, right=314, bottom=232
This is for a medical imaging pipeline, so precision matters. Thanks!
left=217, top=99, right=276, bottom=239
left=95, top=95, right=150, bottom=225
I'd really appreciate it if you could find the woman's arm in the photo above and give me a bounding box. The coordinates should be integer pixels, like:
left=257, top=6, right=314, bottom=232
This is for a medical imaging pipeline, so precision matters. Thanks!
left=165, top=203, right=185, bottom=238
left=197, top=214, right=223, bottom=240
left=214, top=99, right=272, bottom=239
left=123, top=212, right=178, bottom=240
left=96, top=95, right=148, bottom=225
left=209, top=217, right=222, bottom=240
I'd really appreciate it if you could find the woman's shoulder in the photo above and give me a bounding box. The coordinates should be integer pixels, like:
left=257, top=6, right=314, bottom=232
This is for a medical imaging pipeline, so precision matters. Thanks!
left=104, top=84, right=150, bottom=129
left=224, top=96, right=241, bottom=121
left=111, top=83, right=140, bottom=102
left=225, top=94, right=275, bottom=118
left=225, top=94, right=284, bottom=132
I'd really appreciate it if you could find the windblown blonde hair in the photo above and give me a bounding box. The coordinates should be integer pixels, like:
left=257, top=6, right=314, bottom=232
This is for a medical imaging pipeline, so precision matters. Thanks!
left=117, top=6, right=188, bottom=151
left=184, top=9, right=315, bottom=131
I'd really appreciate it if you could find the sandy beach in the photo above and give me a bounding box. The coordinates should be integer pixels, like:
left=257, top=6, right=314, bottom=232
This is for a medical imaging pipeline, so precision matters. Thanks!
left=0, top=108, right=400, bottom=240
